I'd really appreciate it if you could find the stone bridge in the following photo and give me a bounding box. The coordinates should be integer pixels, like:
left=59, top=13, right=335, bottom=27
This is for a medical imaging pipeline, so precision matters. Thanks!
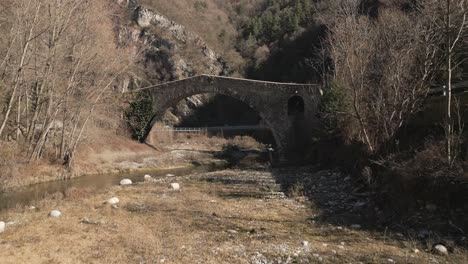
left=144, top=75, right=321, bottom=155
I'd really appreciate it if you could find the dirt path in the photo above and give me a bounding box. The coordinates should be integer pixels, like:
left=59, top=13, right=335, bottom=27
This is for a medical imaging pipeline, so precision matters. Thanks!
left=0, top=168, right=466, bottom=263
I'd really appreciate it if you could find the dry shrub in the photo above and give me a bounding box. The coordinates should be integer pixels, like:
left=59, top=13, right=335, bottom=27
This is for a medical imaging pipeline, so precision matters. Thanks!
left=377, top=139, right=468, bottom=211
left=385, top=139, right=462, bottom=179
left=146, top=123, right=174, bottom=146
left=228, top=135, right=265, bottom=150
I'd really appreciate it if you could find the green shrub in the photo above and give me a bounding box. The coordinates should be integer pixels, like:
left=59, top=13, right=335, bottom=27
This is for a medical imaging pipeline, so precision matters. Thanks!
left=317, top=82, right=350, bottom=137
left=124, top=91, right=155, bottom=142
left=194, top=1, right=207, bottom=11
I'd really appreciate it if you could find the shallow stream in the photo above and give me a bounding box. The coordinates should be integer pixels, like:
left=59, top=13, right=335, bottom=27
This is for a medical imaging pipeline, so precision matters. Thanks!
left=0, top=164, right=224, bottom=211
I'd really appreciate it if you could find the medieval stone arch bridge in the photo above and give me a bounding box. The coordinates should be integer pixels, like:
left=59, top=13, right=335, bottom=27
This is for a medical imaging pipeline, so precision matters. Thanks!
left=145, top=75, right=321, bottom=154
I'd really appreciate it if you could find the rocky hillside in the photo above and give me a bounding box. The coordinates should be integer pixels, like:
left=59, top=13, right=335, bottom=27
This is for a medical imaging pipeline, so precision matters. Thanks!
left=113, top=0, right=253, bottom=124
left=114, top=0, right=237, bottom=84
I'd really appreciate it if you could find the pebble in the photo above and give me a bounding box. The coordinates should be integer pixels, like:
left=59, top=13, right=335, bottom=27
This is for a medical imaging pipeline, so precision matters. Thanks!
left=227, top=229, right=238, bottom=234
left=433, top=244, right=448, bottom=256
left=144, top=174, right=152, bottom=181
left=387, top=259, right=395, bottom=263
left=105, top=197, right=119, bottom=205
left=337, top=245, right=345, bottom=250
left=351, top=224, right=362, bottom=229
left=168, top=183, right=180, bottom=190
left=302, top=241, right=309, bottom=247
left=0, top=221, right=5, bottom=233
left=166, top=174, right=175, bottom=177
left=322, top=243, right=328, bottom=247
left=49, top=210, right=62, bottom=218
left=120, top=179, right=132, bottom=185
left=413, top=249, right=420, bottom=254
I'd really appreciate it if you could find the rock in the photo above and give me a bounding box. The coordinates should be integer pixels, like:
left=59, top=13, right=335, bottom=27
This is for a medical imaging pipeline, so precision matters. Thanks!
left=433, top=244, right=448, bottom=256
left=387, top=259, right=395, bottom=263
left=227, top=229, right=238, bottom=234
left=81, top=217, right=100, bottom=225
left=111, top=204, right=119, bottom=209
left=135, top=6, right=154, bottom=27
left=0, top=221, right=5, bottom=233
left=49, top=210, right=62, bottom=218
left=105, top=197, right=120, bottom=205
left=166, top=174, right=175, bottom=177
left=144, top=174, right=152, bottom=181
left=168, top=183, right=180, bottom=190
left=120, top=179, right=132, bottom=185
left=351, top=224, right=362, bottom=229
left=413, top=249, right=420, bottom=254
left=302, top=241, right=309, bottom=247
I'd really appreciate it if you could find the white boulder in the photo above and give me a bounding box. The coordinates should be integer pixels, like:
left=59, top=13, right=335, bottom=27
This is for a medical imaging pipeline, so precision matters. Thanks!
left=105, top=197, right=120, bottom=205
left=433, top=244, right=448, bottom=256
left=49, top=210, right=62, bottom=218
left=120, top=179, right=132, bottom=185
left=0, top=221, right=5, bottom=233
left=168, top=183, right=180, bottom=190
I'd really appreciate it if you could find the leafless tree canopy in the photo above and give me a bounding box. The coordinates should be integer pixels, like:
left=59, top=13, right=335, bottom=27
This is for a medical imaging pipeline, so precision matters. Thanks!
left=323, top=0, right=457, bottom=153
left=0, top=0, right=135, bottom=166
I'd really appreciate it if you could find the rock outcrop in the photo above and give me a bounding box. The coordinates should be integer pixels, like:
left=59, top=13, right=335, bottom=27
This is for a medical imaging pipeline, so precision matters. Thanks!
left=115, top=0, right=231, bottom=81
left=114, top=0, right=232, bottom=121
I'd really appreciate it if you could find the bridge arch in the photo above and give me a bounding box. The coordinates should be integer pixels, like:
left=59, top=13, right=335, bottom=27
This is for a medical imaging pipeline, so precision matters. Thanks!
left=149, top=88, right=282, bottom=148
left=143, top=75, right=320, bottom=155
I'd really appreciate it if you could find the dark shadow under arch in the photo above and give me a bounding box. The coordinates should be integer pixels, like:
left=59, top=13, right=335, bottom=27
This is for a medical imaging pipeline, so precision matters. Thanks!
left=288, top=95, right=305, bottom=116
left=148, top=91, right=281, bottom=148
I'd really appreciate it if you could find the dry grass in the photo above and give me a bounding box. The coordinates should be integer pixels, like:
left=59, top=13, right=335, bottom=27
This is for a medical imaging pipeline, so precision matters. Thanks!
left=0, top=169, right=466, bottom=263
left=148, top=122, right=266, bottom=152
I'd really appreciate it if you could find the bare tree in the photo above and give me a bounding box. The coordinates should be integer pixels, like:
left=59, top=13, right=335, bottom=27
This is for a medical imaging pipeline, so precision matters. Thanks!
left=324, top=1, right=440, bottom=153
left=440, top=0, right=467, bottom=164
left=0, top=0, right=136, bottom=167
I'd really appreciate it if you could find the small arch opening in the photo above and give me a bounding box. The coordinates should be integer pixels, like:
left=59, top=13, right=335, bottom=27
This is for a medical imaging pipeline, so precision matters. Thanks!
left=288, top=96, right=305, bottom=116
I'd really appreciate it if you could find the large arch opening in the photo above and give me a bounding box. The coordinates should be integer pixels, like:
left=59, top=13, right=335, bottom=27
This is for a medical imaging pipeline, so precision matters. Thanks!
left=149, top=93, right=278, bottom=149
